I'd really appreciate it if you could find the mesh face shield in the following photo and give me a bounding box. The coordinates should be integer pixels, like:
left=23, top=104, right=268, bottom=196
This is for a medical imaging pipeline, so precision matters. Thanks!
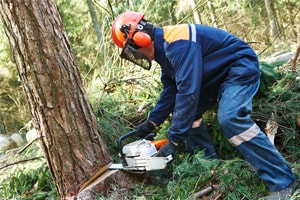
left=120, top=40, right=152, bottom=70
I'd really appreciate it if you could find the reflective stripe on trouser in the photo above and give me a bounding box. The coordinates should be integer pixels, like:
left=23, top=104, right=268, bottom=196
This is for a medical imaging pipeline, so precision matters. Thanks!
left=218, top=81, right=295, bottom=192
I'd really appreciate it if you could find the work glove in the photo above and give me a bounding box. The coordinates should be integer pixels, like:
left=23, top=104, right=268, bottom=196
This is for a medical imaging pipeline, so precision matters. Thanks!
left=156, top=141, right=178, bottom=157
left=135, top=120, right=155, bottom=138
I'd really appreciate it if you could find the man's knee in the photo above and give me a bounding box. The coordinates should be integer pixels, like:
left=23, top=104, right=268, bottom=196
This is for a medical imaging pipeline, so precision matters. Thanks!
left=218, top=112, right=232, bottom=128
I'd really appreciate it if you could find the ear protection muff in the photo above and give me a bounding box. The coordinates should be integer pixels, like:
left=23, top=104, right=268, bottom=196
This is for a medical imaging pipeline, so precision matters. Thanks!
left=132, top=31, right=152, bottom=48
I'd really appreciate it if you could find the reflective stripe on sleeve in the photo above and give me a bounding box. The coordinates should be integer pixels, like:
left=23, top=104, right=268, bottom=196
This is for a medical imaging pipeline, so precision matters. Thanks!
left=228, top=124, right=260, bottom=147
left=190, top=24, right=196, bottom=42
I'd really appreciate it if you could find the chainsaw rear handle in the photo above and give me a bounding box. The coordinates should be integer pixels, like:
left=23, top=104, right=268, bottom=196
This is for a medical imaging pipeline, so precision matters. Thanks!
left=117, top=130, right=155, bottom=159
left=117, top=130, right=136, bottom=158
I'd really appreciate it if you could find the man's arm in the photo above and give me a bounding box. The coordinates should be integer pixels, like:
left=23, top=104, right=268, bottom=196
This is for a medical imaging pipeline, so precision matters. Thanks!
left=148, top=71, right=177, bottom=126
left=167, top=40, right=204, bottom=144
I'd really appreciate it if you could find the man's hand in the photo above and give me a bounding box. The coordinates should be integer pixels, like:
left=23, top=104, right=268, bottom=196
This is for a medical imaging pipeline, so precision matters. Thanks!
left=156, top=140, right=178, bottom=157
left=136, top=120, right=156, bottom=138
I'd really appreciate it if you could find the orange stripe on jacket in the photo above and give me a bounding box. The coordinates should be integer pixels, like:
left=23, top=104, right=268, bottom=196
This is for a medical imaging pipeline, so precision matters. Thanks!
left=163, top=24, right=189, bottom=43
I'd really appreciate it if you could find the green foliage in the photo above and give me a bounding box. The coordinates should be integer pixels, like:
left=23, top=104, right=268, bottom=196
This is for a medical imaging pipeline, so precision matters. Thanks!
left=0, top=164, right=56, bottom=200
left=0, top=145, right=58, bottom=200
left=257, top=62, right=282, bottom=98
left=94, top=106, right=133, bottom=160
left=167, top=153, right=219, bottom=198
left=216, top=158, right=267, bottom=199
left=253, top=70, right=300, bottom=161
left=129, top=153, right=279, bottom=199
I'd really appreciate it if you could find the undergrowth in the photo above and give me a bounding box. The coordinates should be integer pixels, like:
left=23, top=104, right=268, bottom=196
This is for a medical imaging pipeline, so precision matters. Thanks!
left=0, top=61, right=298, bottom=199
left=129, top=151, right=299, bottom=199
left=0, top=145, right=58, bottom=200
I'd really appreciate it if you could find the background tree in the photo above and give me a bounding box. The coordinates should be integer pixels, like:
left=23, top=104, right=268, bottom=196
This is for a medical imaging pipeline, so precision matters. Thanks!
left=0, top=113, right=5, bottom=134
left=190, top=0, right=202, bottom=24
left=0, top=0, right=129, bottom=199
left=87, top=0, right=103, bottom=47
left=264, top=0, right=279, bottom=38
left=207, top=0, right=217, bottom=27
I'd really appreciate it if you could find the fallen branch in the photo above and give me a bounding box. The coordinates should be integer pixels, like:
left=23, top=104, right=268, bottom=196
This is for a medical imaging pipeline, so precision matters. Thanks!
left=0, top=156, right=44, bottom=170
left=193, top=184, right=220, bottom=199
left=265, top=113, right=278, bottom=146
left=136, top=102, right=152, bottom=113
left=17, top=136, right=40, bottom=155
left=214, top=191, right=224, bottom=200
left=291, top=44, right=300, bottom=71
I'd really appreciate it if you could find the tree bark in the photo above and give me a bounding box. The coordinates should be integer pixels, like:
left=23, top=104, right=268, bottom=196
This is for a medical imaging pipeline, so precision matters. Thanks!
left=236, top=0, right=242, bottom=17
left=87, top=0, right=103, bottom=47
left=0, top=0, right=128, bottom=199
left=286, top=0, right=298, bottom=41
left=207, top=0, right=217, bottom=27
left=190, top=0, right=202, bottom=24
left=264, top=0, right=279, bottom=38
left=0, top=112, right=5, bottom=134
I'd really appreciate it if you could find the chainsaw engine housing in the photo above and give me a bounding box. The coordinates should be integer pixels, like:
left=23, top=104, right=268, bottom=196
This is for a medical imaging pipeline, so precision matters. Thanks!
left=122, top=139, right=172, bottom=171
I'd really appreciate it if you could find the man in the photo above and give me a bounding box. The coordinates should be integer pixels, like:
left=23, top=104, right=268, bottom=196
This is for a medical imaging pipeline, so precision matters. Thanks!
left=111, top=11, right=297, bottom=199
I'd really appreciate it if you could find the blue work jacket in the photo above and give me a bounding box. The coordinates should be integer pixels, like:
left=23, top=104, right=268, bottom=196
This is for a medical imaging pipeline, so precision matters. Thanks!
left=148, top=24, right=260, bottom=143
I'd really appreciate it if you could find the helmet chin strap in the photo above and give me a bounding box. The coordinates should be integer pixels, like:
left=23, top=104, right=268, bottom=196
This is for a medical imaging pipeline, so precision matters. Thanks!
left=120, top=24, right=131, bottom=38
left=138, top=20, right=154, bottom=41
left=120, top=20, right=154, bottom=48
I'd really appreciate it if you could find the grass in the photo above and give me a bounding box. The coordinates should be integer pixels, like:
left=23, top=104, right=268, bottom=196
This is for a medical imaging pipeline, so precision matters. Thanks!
left=0, top=145, right=58, bottom=200
left=0, top=138, right=299, bottom=199
left=0, top=65, right=298, bottom=199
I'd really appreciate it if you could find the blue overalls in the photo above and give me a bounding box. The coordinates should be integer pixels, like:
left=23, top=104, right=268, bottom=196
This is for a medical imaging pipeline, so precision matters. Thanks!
left=148, top=24, right=296, bottom=192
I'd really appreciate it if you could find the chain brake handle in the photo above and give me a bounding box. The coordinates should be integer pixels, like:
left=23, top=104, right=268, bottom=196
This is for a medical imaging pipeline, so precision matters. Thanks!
left=117, top=131, right=155, bottom=160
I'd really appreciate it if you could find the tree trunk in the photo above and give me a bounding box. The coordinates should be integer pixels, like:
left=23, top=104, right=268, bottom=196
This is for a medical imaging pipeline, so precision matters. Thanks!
left=264, top=0, right=279, bottom=38
left=0, top=112, right=5, bottom=134
left=286, top=0, right=298, bottom=41
left=207, top=0, right=217, bottom=27
left=236, top=0, right=242, bottom=17
left=87, top=0, right=103, bottom=47
left=0, top=0, right=129, bottom=199
left=190, top=0, right=202, bottom=24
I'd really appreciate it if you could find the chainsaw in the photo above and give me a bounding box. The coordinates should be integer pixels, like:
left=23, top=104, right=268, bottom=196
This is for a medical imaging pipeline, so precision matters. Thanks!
left=109, top=130, right=173, bottom=172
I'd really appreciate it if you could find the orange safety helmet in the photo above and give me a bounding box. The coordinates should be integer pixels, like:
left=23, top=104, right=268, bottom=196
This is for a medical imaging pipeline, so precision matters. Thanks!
left=111, top=11, right=152, bottom=48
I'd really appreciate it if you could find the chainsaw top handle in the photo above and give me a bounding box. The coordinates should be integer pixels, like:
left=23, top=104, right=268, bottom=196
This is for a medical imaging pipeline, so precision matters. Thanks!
left=117, top=130, right=155, bottom=159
